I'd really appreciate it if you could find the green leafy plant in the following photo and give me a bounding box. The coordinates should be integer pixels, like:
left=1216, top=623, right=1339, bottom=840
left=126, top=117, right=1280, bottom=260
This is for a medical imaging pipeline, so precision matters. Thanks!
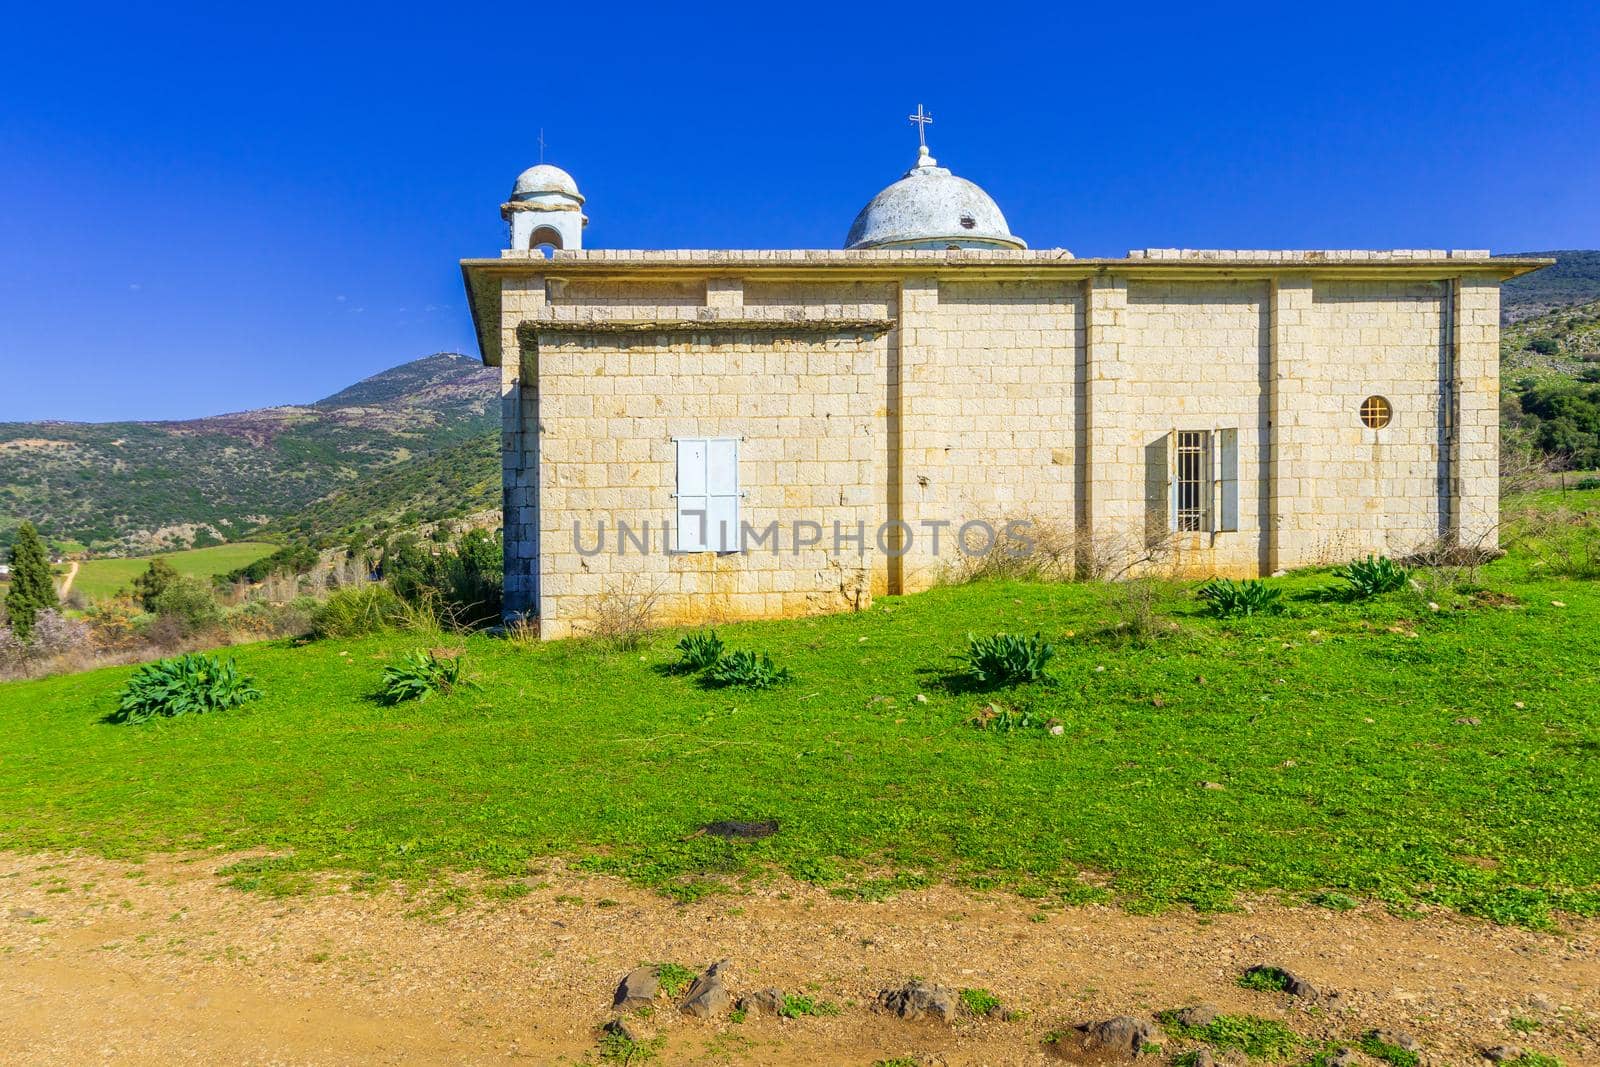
left=654, top=962, right=696, bottom=998
left=707, top=650, right=791, bottom=689
left=1329, top=555, right=1410, bottom=600
left=966, top=702, right=1053, bottom=733
left=1196, top=577, right=1284, bottom=618
left=1236, top=967, right=1292, bottom=993
left=779, top=993, right=841, bottom=1018
left=674, top=630, right=725, bottom=673
left=1158, top=1010, right=1302, bottom=1058
left=111, top=653, right=261, bottom=724
left=962, top=632, right=1056, bottom=687
left=959, top=987, right=1002, bottom=1016
left=1356, top=1032, right=1420, bottom=1067
left=380, top=649, right=466, bottom=704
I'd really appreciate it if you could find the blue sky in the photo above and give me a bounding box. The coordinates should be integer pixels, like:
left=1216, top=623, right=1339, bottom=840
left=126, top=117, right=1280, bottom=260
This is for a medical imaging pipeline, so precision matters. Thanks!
left=1, top=1, right=1596, bottom=422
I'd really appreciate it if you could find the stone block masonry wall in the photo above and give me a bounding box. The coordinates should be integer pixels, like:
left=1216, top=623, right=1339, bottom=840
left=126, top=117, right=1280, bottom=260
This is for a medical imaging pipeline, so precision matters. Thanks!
left=897, top=280, right=1083, bottom=591
left=1274, top=279, right=1454, bottom=564
left=1118, top=280, right=1271, bottom=574
left=476, top=254, right=1520, bottom=634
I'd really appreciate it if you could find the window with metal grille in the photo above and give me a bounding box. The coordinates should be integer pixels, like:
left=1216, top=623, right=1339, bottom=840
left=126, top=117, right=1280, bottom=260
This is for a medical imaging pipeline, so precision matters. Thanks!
left=1359, top=395, right=1392, bottom=429
left=1174, top=430, right=1208, bottom=532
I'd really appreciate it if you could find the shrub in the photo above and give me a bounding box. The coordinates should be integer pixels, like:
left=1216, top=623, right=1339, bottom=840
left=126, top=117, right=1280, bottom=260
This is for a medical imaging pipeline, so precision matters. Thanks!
left=130, top=558, right=179, bottom=612
left=963, top=632, right=1056, bottom=687
left=706, top=649, right=791, bottom=689
left=383, top=530, right=502, bottom=628
left=583, top=576, right=661, bottom=651
left=310, top=584, right=409, bottom=639
left=1329, top=555, right=1410, bottom=600
left=967, top=701, right=1053, bottom=733
left=1527, top=336, right=1559, bottom=355
left=380, top=649, right=466, bottom=704
left=959, top=988, right=1002, bottom=1016
left=1197, top=577, right=1284, bottom=618
left=110, top=653, right=261, bottom=724
left=1575, top=475, right=1600, bottom=491
left=224, top=543, right=319, bottom=585
left=149, top=576, right=225, bottom=634
left=674, top=630, right=724, bottom=672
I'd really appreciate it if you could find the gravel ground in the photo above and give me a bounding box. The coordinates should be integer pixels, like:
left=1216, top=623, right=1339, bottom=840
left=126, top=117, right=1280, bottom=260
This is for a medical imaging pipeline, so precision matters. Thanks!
left=1, top=851, right=1595, bottom=1065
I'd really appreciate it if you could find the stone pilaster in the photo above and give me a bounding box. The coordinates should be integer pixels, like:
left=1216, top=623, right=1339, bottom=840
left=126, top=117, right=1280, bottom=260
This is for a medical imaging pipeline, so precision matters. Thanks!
left=1452, top=277, right=1500, bottom=549
left=892, top=276, right=941, bottom=592
left=1082, top=275, right=1130, bottom=571
left=1266, top=276, right=1314, bottom=573
left=501, top=277, right=544, bottom=622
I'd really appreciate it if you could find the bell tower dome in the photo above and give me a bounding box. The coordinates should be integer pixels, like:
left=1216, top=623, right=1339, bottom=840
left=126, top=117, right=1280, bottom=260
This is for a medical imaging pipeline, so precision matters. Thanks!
left=502, top=163, right=587, bottom=254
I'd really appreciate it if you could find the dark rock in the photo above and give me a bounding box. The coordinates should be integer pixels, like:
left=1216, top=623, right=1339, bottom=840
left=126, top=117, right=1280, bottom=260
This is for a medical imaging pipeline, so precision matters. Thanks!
left=1079, top=1015, right=1165, bottom=1056
left=1244, top=964, right=1319, bottom=998
left=613, top=966, right=658, bottom=1010
left=736, top=988, right=785, bottom=1018
left=1325, top=1049, right=1358, bottom=1067
left=1189, top=1052, right=1219, bottom=1067
left=680, top=960, right=733, bottom=1018
left=876, top=980, right=957, bottom=1024
left=700, top=820, right=779, bottom=840
left=1170, top=1004, right=1218, bottom=1028
left=9, top=908, right=40, bottom=920
left=1482, top=1046, right=1522, bottom=1063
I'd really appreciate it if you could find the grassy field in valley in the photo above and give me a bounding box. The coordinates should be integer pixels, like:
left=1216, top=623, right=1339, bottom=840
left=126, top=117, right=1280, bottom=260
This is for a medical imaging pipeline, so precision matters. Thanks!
left=4, top=512, right=1599, bottom=931
left=66, top=542, right=277, bottom=600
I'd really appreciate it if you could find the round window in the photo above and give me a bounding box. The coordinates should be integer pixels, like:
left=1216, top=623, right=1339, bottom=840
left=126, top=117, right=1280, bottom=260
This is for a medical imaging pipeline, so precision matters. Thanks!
left=1359, top=395, right=1393, bottom=429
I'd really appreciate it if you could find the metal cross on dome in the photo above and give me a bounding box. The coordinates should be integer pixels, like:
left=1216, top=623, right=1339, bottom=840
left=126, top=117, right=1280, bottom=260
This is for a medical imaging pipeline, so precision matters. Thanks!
left=908, top=104, right=932, bottom=149
left=537, top=129, right=547, bottom=163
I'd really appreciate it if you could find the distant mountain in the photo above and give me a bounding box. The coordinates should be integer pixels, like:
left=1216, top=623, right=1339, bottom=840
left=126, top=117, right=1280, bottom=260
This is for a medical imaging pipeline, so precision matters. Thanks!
left=0, top=354, right=496, bottom=553
left=1500, top=250, right=1600, bottom=322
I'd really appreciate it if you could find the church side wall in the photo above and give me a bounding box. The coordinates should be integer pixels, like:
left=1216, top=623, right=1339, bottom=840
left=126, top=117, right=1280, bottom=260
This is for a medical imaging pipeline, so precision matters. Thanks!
left=528, top=279, right=897, bottom=639
left=896, top=280, right=1083, bottom=591
left=1273, top=279, right=1453, bottom=565
left=1116, top=279, right=1271, bottom=575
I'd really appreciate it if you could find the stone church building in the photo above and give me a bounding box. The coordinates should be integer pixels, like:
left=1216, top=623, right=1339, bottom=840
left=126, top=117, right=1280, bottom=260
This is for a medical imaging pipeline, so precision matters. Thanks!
left=463, top=130, right=1547, bottom=637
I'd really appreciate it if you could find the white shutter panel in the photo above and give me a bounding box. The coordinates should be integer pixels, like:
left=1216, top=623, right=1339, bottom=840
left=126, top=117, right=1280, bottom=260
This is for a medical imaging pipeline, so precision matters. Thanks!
left=1165, top=429, right=1178, bottom=534
left=675, top=438, right=708, bottom=552
left=706, top=438, right=740, bottom=552
left=1216, top=428, right=1238, bottom=532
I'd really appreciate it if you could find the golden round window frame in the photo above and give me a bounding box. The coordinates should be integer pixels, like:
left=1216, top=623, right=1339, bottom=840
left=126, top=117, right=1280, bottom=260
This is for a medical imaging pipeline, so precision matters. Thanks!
left=1359, top=395, right=1393, bottom=429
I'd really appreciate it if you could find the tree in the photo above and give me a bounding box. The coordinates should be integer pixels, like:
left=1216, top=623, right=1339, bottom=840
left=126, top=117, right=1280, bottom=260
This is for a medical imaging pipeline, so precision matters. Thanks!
left=5, top=522, right=58, bottom=640
left=130, top=558, right=179, bottom=612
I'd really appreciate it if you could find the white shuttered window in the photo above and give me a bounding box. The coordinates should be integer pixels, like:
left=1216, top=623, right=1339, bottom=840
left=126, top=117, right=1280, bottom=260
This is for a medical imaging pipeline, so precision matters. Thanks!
left=1166, top=428, right=1240, bottom=534
left=675, top=437, right=741, bottom=552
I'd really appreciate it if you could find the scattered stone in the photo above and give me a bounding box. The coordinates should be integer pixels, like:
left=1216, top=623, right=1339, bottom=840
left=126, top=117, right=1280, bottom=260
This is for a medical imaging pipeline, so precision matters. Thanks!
left=1201, top=781, right=1226, bottom=791
left=699, top=820, right=778, bottom=840
left=1078, top=1015, right=1165, bottom=1057
left=1188, top=1051, right=1219, bottom=1067
left=915, top=693, right=928, bottom=704
left=613, top=966, right=658, bottom=1010
left=1513, top=701, right=1526, bottom=709
left=1325, top=1048, right=1358, bottom=1067
left=1427, top=601, right=1441, bottom=612
left=876, top=980, right=957, bottom=1024
left=1048, top=722, right=1065, bottom=736
left=1482, top=1046, right=1522, bottom=1062
left=680, top=960, right=733, bottom=1018
left=1170, top=1004, right=1218, bottom=1028
left=735, top=988, right=785, bottom=1018
left=1244, top=964, right=1319, bottom=998
left=1551, top=600, right=1566, bottom=608
left=1367, top=1028, right=1420, bottom=1052
left=9, top=908, right=40, bottom=920
left=1527, top=993, right=1555, bottom=1012
left=1454, top=717, right=1482, bottom=726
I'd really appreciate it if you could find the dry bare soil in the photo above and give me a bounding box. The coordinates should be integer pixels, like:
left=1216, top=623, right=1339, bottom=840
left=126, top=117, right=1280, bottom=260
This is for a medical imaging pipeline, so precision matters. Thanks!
left=2, top=852, right=1595, bottom=1066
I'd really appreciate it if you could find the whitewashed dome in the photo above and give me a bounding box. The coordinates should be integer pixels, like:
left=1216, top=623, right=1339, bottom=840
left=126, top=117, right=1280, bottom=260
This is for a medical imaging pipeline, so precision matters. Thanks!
left=845, top=146, right=1023, bottom=251
left=511, top=164, right=584, bottom=203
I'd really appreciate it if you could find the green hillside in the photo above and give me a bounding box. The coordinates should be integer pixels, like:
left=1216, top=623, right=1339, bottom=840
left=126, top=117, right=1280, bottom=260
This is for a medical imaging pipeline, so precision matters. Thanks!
left=1502, top=297, right=1600, bottom=381
left=0, top=354, right=495, bottom=553
left=1501, top=249, right=1600, bottom=321
left=260, top=431, right=499, bottom=547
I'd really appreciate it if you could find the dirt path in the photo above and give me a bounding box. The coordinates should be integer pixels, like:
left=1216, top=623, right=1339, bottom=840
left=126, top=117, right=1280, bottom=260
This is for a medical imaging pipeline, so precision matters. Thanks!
left=1, top=851, right=1594, bottom=1065
left=53, top=560, right=78, bottom=597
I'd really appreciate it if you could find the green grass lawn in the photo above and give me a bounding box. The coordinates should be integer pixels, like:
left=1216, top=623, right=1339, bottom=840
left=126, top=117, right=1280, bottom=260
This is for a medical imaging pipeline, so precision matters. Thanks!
left=3, top=549, right=1598, bottom=928
left=68, top=542, right=277, bottom=600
